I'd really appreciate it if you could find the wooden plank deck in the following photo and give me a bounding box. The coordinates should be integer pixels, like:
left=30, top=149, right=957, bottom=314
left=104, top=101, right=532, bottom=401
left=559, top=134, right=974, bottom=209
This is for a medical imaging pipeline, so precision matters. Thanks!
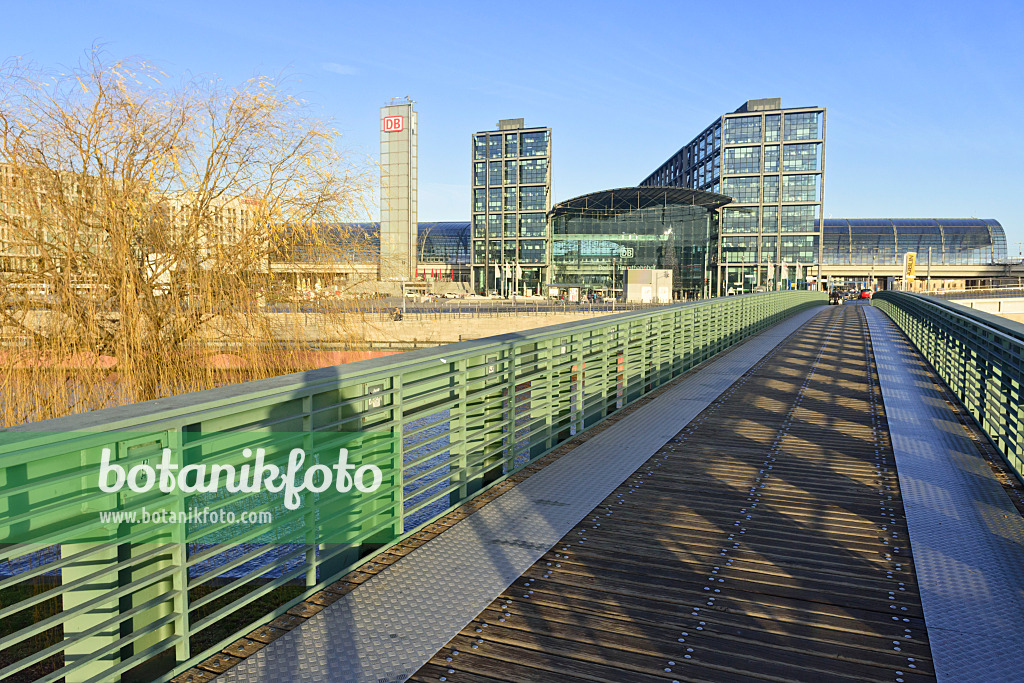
left=412, top=304, right=935, bottom=682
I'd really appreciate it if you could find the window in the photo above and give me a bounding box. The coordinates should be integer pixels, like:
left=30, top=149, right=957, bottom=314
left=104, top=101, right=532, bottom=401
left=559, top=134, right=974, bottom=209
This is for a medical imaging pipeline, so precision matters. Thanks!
left=763, top=176, right=779, bottom=203
left=761, top=235, right=777, bottom=262
left=784, top=112, right=821, bottom=141
left=504, top=214, right=517, bottom=237
left=724, top=116, right=762, bottom=144
left=487, top=213, right=501, bottom=238
left=488, top=188, right=502, bottom=213
left=473, top=214, right=485, bottom=238
left=474, top=188, right=485, bottom=213
left=488, top=161, right=502, bottom=186
left=723, top=146, right=760, bottom=174
left=488, top=134, right=502, bottom=159
left=520, top=186, right=547, bottom=211
left=519, top=213, right=546, bottom=237
left=521, top=131, right=549, bottom=157
left=474, top=162, right=485, bottom=187
left=504, top=160, right=517, bottom=185
left=764, top=115, right=781, bottom=142
left=721, top=207, right=759, bottom=233
left=519, top=240, right=546, bottom=263
left=473, top=239, right=485, bottom=262
left=722, top=236, right=758, bottom=262
left=782, top=143, right=821, bottom=171
left=519, top=158, right=547, bottom=184
left=780, top=205, right=819, bottom=232
left=762, top=205, right=778, bottom=233
left=503, top=187, right=517, bottom=211
left=504, top=133, right=518, bottom=158
left=763, top=145, right=779, bottom=173
left=782, top=174, right=820, bottom=202
left=778, top=235, right=818, bottom=263
left=721, top=176, right=760, bottom=203
left=474, top=135, right=487, bottom=160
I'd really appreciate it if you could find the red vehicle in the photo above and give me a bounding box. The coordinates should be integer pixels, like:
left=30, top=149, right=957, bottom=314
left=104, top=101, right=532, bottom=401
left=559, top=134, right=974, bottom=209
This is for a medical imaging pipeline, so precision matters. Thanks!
left=859, top=289, right=873, bottom=299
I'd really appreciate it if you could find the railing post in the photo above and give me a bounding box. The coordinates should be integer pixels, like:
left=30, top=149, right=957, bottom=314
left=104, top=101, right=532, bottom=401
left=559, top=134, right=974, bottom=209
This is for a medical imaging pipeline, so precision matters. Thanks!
left=62, top=532, right=121, bottom=682
left=448, top=358, right=470, bottom=505
left=462, top=351, right=507, bottom=497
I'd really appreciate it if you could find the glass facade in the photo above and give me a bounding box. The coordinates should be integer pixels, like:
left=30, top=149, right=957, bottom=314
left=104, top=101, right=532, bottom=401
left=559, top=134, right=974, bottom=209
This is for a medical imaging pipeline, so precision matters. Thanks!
left=548, top=188, right=728, bottom=299
left=820, top=219, right=1007, bottom=265
left=724, top=146, right=760, bottom=174
left=782, top=174, right=819, bottom=202
left=640, top=99, right=826, bottom=293
left=315, top=223, right=471, bottom=266
left=471, top=122, right=551, bottom=293
left=782, top=143, right=822, bottom=171
left=784, top=112, right=822, bottom=141
left=521, top=131, right=549, bottom=157
left=721, top=177, right=760, bottom=203
left=721, top=207, right=759, bottom=233
left=724, top=116, right=761, bottom=144
left=520, top=213, right=546, bottom=237
left=781, top=205, right=819, bottom=232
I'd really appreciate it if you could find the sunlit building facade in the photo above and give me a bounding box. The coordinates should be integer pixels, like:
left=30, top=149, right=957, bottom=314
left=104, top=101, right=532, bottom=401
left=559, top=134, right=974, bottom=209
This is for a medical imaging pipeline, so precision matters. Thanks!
left=641, top=98, right=826, bottom=293
left=471, top=119, right=551, bottom=294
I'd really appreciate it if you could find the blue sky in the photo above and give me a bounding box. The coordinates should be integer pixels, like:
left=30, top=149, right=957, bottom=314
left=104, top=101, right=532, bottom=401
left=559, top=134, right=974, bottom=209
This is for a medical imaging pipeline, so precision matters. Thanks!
left=4, top=0, right=1023, bottom=248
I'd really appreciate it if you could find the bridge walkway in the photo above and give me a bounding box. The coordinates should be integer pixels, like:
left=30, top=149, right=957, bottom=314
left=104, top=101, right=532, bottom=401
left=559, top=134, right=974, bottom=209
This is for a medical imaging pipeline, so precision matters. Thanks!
left=216, top=302, right=1024, bottom=683
left=411, top=303, right=934, bottom=682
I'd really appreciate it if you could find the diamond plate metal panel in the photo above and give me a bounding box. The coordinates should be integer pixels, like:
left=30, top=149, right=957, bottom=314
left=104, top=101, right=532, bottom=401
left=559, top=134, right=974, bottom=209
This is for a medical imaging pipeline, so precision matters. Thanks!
left=221, top=308, right=825, bottom=683
left=867, top=306, right=1024, bottom=683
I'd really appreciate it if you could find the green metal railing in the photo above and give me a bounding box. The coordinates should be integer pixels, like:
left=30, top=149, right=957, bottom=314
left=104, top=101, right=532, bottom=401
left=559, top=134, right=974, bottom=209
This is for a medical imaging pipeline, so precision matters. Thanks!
left=873, top=291, right=1024, bottom=484
left=0, top=291, right=823, bottom=682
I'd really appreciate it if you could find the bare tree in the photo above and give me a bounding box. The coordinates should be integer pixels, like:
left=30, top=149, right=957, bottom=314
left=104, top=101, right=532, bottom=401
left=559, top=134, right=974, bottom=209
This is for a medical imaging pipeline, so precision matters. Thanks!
left=0, top=49, right=379, bottom=424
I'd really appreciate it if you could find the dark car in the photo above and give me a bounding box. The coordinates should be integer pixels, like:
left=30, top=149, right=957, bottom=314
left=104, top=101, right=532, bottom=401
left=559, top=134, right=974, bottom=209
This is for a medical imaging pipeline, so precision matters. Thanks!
left=859, top=289, right=873, bottom=299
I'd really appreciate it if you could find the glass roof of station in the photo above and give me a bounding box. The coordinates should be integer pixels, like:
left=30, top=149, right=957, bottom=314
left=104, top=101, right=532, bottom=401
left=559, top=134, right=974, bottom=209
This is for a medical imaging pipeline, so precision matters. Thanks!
left=550, top=187, right=732, bottom=217
left=819, top=218, right=1006, bottom=265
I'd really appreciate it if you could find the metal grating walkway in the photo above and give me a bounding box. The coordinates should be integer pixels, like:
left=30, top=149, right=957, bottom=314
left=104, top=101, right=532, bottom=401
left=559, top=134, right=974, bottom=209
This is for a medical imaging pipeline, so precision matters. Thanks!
left=217, top=307, right=825, bottom=683
left=866, top=305, right=1024, bottom=682
left=412, top=304, right=937, bottom=682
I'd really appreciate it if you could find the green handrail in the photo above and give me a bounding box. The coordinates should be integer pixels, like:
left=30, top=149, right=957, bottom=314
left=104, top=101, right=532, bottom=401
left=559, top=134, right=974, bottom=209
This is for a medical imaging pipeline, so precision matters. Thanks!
left=0, top=291, right=823, bottom=682
left=873, top=291, right=1024, bottom=485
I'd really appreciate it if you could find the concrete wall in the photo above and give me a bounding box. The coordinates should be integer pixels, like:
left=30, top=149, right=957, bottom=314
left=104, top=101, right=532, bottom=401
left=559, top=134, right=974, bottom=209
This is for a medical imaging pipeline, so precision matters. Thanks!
left=956, top=297, right=1024, bottom=324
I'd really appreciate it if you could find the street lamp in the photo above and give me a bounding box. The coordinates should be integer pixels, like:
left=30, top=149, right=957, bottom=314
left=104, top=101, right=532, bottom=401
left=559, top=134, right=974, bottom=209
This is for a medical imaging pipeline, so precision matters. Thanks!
left=612, top=256, right=618, bottom=301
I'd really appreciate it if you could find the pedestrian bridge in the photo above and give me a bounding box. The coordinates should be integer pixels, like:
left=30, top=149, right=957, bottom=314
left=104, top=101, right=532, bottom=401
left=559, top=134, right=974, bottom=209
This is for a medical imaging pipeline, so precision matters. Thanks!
left=2, top=292, right=1023, bottom=683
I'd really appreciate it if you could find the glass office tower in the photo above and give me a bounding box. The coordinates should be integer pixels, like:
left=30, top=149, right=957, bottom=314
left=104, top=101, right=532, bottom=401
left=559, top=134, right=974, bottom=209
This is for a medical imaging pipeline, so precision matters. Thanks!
left=641, top=98, right=826, bottom=294
left=471, top=119, right=551, bottom=294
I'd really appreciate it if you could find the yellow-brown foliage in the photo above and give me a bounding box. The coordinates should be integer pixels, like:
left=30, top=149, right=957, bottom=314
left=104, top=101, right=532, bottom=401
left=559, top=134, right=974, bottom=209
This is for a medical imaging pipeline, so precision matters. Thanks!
left=0, top=49, right=380, bottom=425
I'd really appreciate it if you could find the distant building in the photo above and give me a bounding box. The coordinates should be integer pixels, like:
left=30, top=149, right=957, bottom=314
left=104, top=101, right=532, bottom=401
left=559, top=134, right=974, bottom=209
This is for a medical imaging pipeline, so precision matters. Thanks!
left=380, top=98, right=418, bottom=281
left=642, top=98, right=826, bottom=295
left=471, top=119, right=551, bottom=294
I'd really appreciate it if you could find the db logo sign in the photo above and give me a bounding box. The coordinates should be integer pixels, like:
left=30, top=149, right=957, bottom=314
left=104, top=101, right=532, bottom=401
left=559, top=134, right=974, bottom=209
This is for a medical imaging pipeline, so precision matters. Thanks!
left=383, top=116, right=403, bottom=133
left=620, top=247, right=634, bottom=258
